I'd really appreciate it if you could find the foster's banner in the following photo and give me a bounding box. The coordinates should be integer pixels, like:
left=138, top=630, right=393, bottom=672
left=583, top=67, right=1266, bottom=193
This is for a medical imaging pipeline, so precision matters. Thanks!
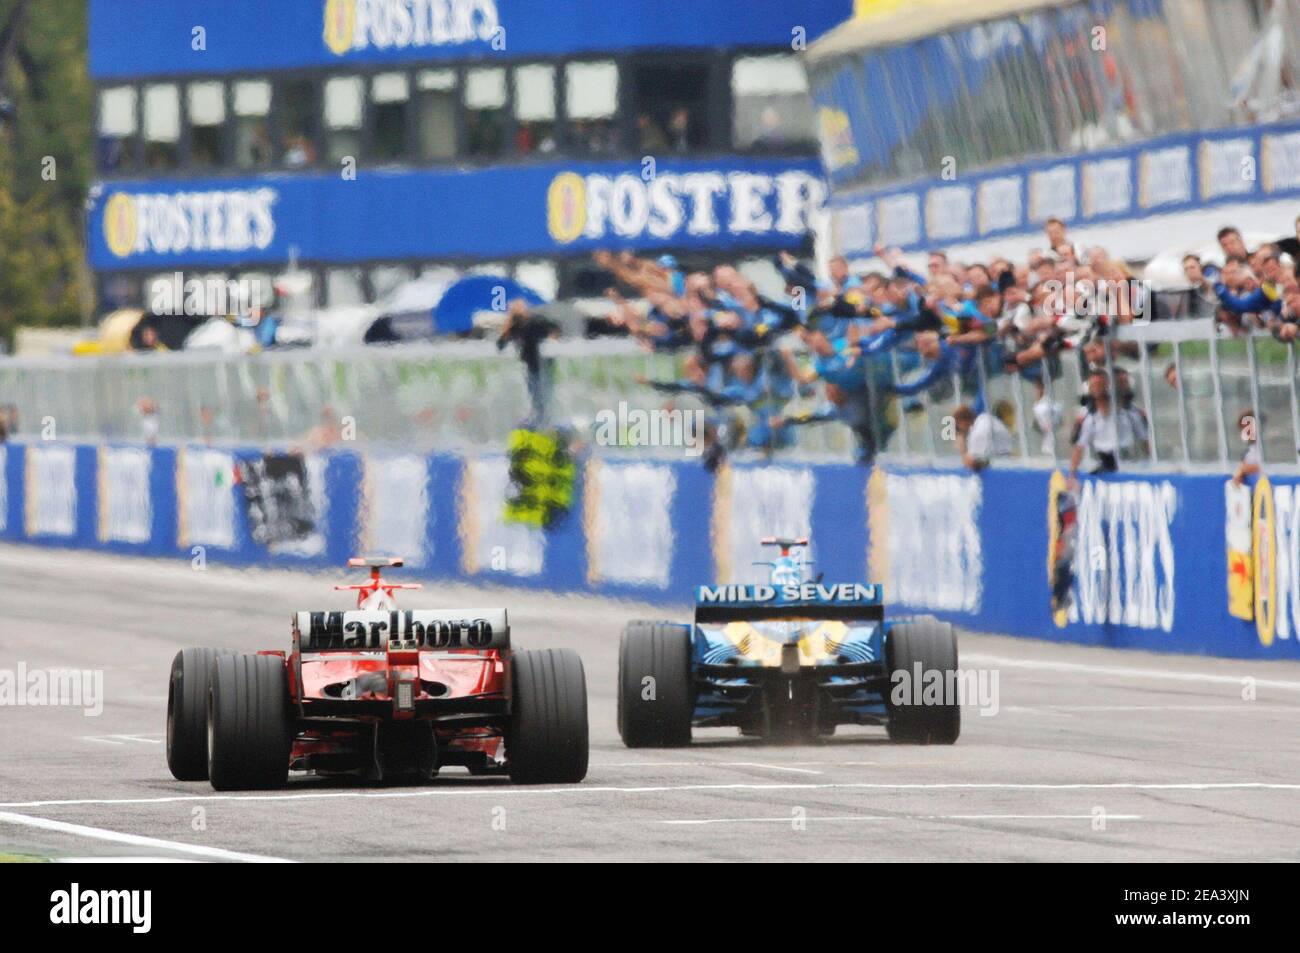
left=89, top=159, right=824, bottom=270
left=2, top=439, right=1297, bottom=660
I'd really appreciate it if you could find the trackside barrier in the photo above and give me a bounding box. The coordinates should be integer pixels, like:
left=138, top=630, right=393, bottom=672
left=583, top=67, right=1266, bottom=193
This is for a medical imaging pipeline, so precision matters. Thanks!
left=1, top=439, right=1296, bottom=661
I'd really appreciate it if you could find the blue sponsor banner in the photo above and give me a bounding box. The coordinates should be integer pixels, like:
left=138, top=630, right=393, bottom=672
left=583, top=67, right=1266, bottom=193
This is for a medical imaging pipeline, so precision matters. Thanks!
left=824, top=121, right=1300, bottom=255
left=150, top=445, right=179, bottom=557
left=89, top=157, right=826, bottom=271
left=90, top=0, right=853, bottom=80
left=4, top=440, right=1298, bottom=661
left=94, top=443, right=160, bottom=556
left=325, top=451, right=365, bottom=566
left=18, top=443, right=84, bottom=547
left=0, top=442, right=21, bottom=542
left=866, top=464, right=1300, bottom=661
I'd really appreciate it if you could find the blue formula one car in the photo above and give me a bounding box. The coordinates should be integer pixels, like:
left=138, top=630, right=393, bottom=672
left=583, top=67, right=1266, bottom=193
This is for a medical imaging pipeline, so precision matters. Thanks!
left=617, top=537, right=960, bottom=745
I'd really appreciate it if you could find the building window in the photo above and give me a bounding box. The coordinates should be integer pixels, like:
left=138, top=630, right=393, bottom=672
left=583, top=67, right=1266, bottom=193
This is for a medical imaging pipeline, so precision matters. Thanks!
left=371, top=72, right=411, bottom=162
left=323, top=75, right=364, bottom=165
left=231, top=79, right=272, bottom=169
left=627, top=57, right=710, bottom=154
left=565, top=60, right=619, bottom=155
left=415, top=69, right=458, bottom=161
left=187, top=81, right=226, bottom=167
left=513, top=63, right=557, bottom=156
left=98, top=85, right=137, bottom=172
left=142, top=83, right=181, bottom=169
left=280, top=78, right=320, bottom=167
left=464, top=66, right=508, bottom=158
left=731, top=55, right=815, bottom=151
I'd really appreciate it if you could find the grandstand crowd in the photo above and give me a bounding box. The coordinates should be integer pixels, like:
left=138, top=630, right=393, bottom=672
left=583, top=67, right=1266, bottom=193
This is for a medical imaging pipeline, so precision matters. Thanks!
left=581, top=214, right=1300, bottom=473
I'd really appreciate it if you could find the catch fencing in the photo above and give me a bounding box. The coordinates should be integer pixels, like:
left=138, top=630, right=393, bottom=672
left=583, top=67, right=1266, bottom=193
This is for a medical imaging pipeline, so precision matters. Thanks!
left=868, top=320, right=1300, bottom=472
left=3, top=322, right=1297, bottom=471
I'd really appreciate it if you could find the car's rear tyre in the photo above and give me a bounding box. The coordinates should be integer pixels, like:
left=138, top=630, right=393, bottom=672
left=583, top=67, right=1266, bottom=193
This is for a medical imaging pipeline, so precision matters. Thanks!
left=885, top=617, right=961, bottom=744
left=507, top=649, right=589, bottom=784
left=208, top=654, right=293, bottom=791
left=618, top=621, right=693, bottom=748
left=166, top=647, right=234, bottom=781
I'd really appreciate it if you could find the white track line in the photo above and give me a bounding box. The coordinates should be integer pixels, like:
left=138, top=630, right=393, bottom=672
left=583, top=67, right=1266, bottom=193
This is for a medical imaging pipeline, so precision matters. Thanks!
left=963, top=653, right=1300, bottom=691
left=591, top=761, right=924, bottom=768
left=662, top=813, right=1145, bottom=826
left=591, top=761, right=826, bottom=774
left=3, top=781, right=1298, bottom=810
left=0, top=811, right=292, bottom=863
left=1007, top=704, right=1300, bottom=713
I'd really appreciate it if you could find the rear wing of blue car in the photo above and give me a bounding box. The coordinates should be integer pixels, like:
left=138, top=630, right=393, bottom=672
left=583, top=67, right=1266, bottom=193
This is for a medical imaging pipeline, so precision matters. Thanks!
left=694, top=583, right=883, bottom=624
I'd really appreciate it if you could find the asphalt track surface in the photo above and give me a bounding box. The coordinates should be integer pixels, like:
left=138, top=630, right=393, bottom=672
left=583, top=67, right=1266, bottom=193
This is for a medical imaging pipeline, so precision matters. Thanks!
left=1, top=544, right=1299, bottom=862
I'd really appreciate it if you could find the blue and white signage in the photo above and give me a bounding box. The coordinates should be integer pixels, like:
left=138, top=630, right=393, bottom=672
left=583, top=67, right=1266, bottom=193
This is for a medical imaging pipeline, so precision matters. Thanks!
left=90, top=0, right=853, bottom=78
left=830, top=122, right=1300, bottom=256
left=89, top=158, right=825, bottom=270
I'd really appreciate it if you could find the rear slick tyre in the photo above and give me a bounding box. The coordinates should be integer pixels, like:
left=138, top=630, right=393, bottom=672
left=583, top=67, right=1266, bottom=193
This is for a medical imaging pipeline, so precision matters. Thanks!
left=618, top=621, right=692, bottom=748
left=207, top=653, right=293, bottom=791
left=508, top=648, right=589, bottom=784
left=166, top=647, right=233, bottom=781
left=885, top=617, right=961, bottom=745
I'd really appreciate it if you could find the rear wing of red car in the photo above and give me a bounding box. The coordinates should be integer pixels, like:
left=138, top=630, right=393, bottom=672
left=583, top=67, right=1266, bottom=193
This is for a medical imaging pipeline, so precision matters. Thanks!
left=293, top=609, right=511, bottom=651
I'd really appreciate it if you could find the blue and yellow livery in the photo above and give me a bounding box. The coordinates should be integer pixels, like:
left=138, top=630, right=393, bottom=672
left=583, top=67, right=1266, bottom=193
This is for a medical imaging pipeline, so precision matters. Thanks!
left=617, top=537, right=960, bottom=745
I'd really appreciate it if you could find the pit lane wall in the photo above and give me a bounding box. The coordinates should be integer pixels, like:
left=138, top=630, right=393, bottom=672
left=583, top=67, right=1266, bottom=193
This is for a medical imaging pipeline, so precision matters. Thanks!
left=1, top=439, right=1295, bottom=661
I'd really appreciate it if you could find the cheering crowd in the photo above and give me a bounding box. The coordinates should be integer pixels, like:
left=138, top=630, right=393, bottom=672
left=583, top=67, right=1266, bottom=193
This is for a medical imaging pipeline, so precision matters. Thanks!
left=584, top=213, right=1300, bottom=472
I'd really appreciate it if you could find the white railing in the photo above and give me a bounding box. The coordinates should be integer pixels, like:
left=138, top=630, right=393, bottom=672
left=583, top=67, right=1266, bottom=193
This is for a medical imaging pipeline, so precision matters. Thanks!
left=2, top=324, right=1296, bottom=471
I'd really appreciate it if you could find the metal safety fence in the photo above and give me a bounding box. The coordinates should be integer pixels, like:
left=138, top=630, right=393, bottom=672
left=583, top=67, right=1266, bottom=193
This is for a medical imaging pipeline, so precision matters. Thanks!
left=0, top=323, right=1296, bottom=471
left=864, top=320, right=1300, bottom=473
left=0, top=340, right=681, bottom=452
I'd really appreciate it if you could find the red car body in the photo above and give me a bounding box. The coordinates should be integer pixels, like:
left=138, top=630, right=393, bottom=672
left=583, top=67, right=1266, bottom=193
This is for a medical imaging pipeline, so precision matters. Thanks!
left=273, top=558, right=511, bottom=778
left=168, top=556, right=589, bottom=789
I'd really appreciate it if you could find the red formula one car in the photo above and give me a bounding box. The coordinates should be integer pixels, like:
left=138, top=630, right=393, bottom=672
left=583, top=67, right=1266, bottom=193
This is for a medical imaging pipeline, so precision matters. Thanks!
left=166, top=557, right=588, bottom=790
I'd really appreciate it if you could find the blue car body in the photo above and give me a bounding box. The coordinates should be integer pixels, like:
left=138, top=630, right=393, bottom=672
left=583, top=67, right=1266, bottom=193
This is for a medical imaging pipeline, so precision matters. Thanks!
left=684, top=579, right=892, bottom=735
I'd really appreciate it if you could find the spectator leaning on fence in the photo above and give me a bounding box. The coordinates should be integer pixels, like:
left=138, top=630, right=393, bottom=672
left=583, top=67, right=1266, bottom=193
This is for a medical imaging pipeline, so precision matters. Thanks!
left=1179, top=254, right=1222, bottom=319
left=1276, top=286, right=1300, bottom=343
left=1069, top=369, right=1146, bottom=479
left=582, top=211, right=1298, bottom=469
left=953, top=403, right=1012, bottom=471
left=1214, top=250, right=1286, bottom=320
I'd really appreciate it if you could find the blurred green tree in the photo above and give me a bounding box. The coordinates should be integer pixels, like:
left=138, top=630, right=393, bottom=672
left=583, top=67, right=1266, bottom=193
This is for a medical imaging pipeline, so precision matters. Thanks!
left=0, top=0, right=91, bottom=347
